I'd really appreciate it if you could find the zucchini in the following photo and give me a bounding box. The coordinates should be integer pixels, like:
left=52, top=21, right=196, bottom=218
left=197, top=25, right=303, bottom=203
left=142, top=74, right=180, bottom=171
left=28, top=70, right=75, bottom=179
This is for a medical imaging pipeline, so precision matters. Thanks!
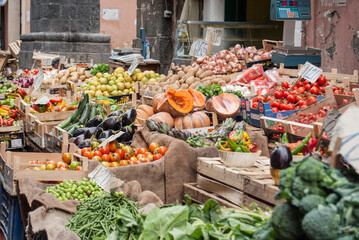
left=58, top=93, right=89, bottom=129
left=79, top=104, right=92, bottom=124
left=89, top=104, right=99, bottom=119
left=68, top=123, right=80, bottom=135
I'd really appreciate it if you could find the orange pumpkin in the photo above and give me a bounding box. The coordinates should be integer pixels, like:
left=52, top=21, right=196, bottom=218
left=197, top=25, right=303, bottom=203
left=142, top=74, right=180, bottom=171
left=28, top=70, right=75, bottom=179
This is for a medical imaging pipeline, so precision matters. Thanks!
left=148, top=112, right=174, bottom=128
left=188, top=88, right=206, bottom=111
left=174, top=111, right=211, bottom=130
left=135, top=105, right=154, bottom=124
left=205, top=93, right=240, bottom=119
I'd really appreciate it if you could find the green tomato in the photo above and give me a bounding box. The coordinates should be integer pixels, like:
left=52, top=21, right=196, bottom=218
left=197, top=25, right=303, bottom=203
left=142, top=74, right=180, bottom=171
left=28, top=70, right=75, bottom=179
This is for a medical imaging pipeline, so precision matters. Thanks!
left=66, top=192, right=71, bottom=199
left=83, top=186, right=89, bottom=192
left=82, top=178, right=88, bottom=182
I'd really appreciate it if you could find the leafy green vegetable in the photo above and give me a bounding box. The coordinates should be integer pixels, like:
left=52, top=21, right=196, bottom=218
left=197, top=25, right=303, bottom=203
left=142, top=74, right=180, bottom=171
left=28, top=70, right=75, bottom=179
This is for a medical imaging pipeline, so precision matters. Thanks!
left=91, top=62, right=110, bottom=75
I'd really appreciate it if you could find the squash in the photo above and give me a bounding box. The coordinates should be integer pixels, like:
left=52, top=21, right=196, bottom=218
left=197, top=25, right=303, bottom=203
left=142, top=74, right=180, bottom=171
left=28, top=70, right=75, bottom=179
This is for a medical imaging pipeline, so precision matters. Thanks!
left=174, top=111, right=211, bottom=130
left=152, top=93, right=171, bottom=114
left=135, top=105, right=154, bottom=124
left=166, top=88, right=193, bottom=116
left=138, top=105, right=154, bottom=117
left=206, top=93, right=240, bottom=119
left=153, top=89, right=194, bottom=116
left=148, top=112, right=174, bottom=128
left=188, top=88, right=205, bottom=111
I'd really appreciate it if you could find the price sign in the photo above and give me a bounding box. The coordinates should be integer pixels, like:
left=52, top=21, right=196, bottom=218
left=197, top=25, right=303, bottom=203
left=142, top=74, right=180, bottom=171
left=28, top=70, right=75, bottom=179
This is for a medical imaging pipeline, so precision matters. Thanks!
left=189, top=40, right=209, bottom=58
left=34, top=96, right=50, bottom=105
left=322, top=106, right=341, bottom=140
left=298, top=62, right=322, bottom=83
left=33, top=68, right=44, bottom=91
left=205, top=27, right=222, bottom=46
left=88, top=165, right=124, bottom=192
left=127, top=57, right=140, bottom=76
left=96, top=131, right=124, bottom=150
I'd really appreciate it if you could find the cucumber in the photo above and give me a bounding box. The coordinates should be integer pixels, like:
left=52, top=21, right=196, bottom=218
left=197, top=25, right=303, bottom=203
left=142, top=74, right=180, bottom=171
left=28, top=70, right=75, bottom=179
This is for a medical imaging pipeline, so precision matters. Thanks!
left=68, top=123, right=80, bottom=135
left=58, top=93, right=89, bottom=129
left=79, top=104, right=92, bottom=124
left=89, top=104, right=99, bottom=119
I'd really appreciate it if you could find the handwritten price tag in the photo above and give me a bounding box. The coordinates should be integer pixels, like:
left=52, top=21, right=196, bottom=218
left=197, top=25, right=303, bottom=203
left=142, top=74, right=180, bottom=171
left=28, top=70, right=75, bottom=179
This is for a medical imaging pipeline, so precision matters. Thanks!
left=88, top=165, right=124, bottom=192
left=33, top=68, right=44, bottom=91
left=322, top=107, right=341, bottom=140
left=127, top=57, right=140, bottom=76
left=189, top=40, right=209, bottom=58
left=205, top=27, right=223, bottom=46
left=298, top=62, right=322, bottom=83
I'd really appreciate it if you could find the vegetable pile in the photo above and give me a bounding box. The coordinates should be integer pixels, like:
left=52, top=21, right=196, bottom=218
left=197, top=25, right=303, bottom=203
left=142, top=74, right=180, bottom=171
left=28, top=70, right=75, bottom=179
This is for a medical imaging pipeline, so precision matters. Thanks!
left=46, top=178, right=104, bottom=201
left=217, top=129, right=259, bottom=153
left=255, top=156, right=359, bottom=240
left=12, top=76, right=34, bottom=88
left=43, top=66, right=93, bottom=85
left=90, top=62, right=110, bottom=76
left=29, top=97, right=78, bottom=114
left=77, top=141, right=167, bottom=167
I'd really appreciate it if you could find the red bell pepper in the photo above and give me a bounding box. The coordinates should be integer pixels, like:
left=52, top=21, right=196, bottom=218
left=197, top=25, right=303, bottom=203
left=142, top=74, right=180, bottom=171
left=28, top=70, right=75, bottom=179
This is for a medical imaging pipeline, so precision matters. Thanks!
left=0, top=117, right=5, bottom=125
left=49, top=97, right=63, bottom=104
left=46, top=102, right=54, bottom=112
left=31, top=104, right=40, bottom=112
left=5, top=118, right=14, bottom=126
left=9, top=109, right=17, bottom=118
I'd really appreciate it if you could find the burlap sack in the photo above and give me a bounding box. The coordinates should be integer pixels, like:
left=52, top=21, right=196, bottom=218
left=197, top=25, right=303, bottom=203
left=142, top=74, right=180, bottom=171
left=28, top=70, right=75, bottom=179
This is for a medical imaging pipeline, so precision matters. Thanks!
left=18, top=178, right=163, bottom=240
left=131, top=126, right=219, bottom=203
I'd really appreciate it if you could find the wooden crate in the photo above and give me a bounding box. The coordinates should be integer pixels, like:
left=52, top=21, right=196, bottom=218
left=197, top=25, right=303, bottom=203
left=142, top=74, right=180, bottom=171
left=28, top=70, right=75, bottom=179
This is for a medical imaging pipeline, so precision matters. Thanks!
left=183, top=183, right=242, bottom=209
left=44, top=126, right=69, bottom=153
left=0, top=143, right=88, bottom=195
left=278, top=63, right=359, bottom=83
left=197, top=157, right=282, bottom=208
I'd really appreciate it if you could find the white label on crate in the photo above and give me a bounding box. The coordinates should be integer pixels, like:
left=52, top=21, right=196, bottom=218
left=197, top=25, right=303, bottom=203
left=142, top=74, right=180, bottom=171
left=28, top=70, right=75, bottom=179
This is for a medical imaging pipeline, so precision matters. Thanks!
left=189, top=39, right=209, bottom=58
left=33, top=68, right=44, bottom=91
left=205, top=27, right=222, bottom=46
left=34, top=96, right=50, bottom=105
left=298, top=62, right=322, bottom=83
left=88, top=165, right=124, bottom=193
left=322, top=106, right=341, bottom=141
left=96, top=131, right=124, bottom=150
left=11, top=139, right=22, bottom=148
left=127, top=57, right=140, bottom=76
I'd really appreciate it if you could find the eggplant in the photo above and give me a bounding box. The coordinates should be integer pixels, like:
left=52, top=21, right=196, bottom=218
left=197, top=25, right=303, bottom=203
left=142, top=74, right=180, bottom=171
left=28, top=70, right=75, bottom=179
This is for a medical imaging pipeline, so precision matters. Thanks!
left=102, top=117, right=117, bottom=130
left=117, top=127, right=132, bottom=142
left=85, top=115, right=103, bottom=128
left=108, top=109, right=123, bottom=117
left=95, top=127, right=104, bottom=139
left=99, top=130, right=114, bottom=139
left=84, top=127, right=97, bottom=139
left=72, top=128, right=87, bottom=138
left=270, top=146, right=292, bottom=170
left=74, top=134, right=85, bottom=146
left=78, top=141, right=91, bottom=149
left=121, top=109, right=136, bottom=126
left=97, top=138, right=106, bottom=144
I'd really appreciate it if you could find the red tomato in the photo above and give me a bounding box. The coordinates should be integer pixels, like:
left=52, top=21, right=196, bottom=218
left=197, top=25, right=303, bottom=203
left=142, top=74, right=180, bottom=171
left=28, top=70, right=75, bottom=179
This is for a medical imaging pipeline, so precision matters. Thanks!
left=286, top=104, right=295, bottom=111
left=93, top=150, right=102, bottom=157
left=256, top=95, right=266, bottom=102
left=298, top=87, right=306, bottom=94
left=149, top=143, right=160, bottom=153
left=274, top=91, right=284, bottom=99
left=303, top=80, right=309, bottom=85
left=252, top=102, right=258, bottom=109
left=317, top=75, right=326, bottom=85
left=310, top=87, right=320, bottom=95
left=272, top=107, right=279, bottom=113
left=304, top=84, right=311, bottom=91
left=156, top=146, right=168, bottom=156
left=81, top=148, right=90, bottom=156
left=287, top=94, right=296, bottom=103
left=296, top=81, right=303, bottom=87
left=333, top=90, right=340, bottom=94
left=297, top=100, right=307, bottom=106
left=153, top=153, right=163, bottom=161
left=281, top=81, right=289, bottom=89
left=110, top=153, right=120, bottom=162
left=134, top=148, right=140, bottom=156
left=295, top=95, right=303, bottom=102
left=307, top=96, right=317, bottom=105
left=290, top=90, right=299, bottom=96
left=292, top=86, right=298, bottom=90
left=283, top=91, right=289, bottom=98
left=115, top=148, right=125, bottom=159
left=319, top=86, right=325, bottom=93
left=83, top=151, right=94, bottom=159
left=270, top=101, right=279, bottom=108
left=100, top=146, right=110, bottom=155
left=139, top=148, right=148, bottom=154
left=124, top=153, right=132, bottom=160
left=266, top=96, right=274, bottom=102
left=301, top=105, right=308, bottom=109
left=102, top=154, right=110, bottom=162
left=279, top=104, right=287, bottom=111
left=313, top=82, right=319, bottom=87
left=108, top=141, right=117, bottom=152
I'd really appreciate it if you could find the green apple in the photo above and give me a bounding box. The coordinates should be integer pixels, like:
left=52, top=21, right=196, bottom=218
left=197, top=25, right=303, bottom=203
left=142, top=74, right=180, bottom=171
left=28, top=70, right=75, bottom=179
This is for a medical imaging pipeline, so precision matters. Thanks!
left=108, top=80, right=115, bottom=86
left=99, top=78, right=107, bottom=85
left=70, top=161, right=80, bottom=170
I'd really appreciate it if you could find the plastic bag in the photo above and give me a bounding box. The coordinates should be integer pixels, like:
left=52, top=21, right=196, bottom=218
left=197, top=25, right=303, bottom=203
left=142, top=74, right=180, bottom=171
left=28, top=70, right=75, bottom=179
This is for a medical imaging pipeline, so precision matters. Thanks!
left=231, top=64, right=264, bottom=84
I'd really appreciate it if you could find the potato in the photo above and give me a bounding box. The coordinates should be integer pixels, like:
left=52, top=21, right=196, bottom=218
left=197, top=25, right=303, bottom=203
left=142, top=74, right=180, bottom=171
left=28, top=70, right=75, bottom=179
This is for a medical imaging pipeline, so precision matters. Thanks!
left=68, top=67, right=77, bottom=73
left=217, top=75, right=231, bottom=83
left=79, top=75, right=86, bottom=81
left=179, top=79, right=185, bottom=84
left=167, top=70, right=173, bottom=77
left=183, top=66, right=191, bottom=74
left=64, top=70, right=70, bottom=78
left=201, top=76, right=215, bottom=82
left=204, top=80, right=212, bottom=86
left=59, top=76, right=67, bottom=84
left=85, top=71, right=92, bottom=78
left=186, top=76, right=195, bottom=85
left=180, top=84, right=189, bottom=89
left=199, top=70, right=214, bottom=79
left=212, top=78, right=223, bottom=84
left=177, top=71, right=185, bottom=78
left=70, top=75, right=78, bottom=82
left=194, top=77, right=201, bottom=82
left=78, top=68, right=85, bottom=75
left=168, top=75, right=179, bottom=84
left=218, top=80, right=226, bottom=86
left=58, top=71, right=65, bottom=78
left=159, top=76, right=168, bottom=83
left=181, top=65, right=186, bottom=71
left=189, top=82, right=202, bottom=89
left=195, top=68, right=205, bottom=77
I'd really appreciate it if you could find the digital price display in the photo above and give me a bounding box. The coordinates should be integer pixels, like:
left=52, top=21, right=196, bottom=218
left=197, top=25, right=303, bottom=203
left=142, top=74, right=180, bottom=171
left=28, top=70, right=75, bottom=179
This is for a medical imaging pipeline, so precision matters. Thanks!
left=270, top=0, right=311, bottom=21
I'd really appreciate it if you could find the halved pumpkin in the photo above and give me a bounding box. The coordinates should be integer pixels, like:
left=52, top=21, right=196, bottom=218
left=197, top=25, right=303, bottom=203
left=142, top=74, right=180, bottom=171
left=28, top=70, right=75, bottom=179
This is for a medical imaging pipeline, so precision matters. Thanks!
left=166, top=88, right=194, bottom=116
left=152, top=93, right=171, bottom=114
left=148, top=112, right=174, bottom=128
left=207, top=93, right=240, bottom=118
left=188, top=88, right=206, bottom=111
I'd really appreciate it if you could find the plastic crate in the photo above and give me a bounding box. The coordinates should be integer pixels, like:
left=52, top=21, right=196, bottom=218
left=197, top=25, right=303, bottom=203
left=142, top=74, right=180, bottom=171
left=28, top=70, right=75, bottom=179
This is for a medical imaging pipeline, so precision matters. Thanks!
left=0, top=184, right=25, bottom=240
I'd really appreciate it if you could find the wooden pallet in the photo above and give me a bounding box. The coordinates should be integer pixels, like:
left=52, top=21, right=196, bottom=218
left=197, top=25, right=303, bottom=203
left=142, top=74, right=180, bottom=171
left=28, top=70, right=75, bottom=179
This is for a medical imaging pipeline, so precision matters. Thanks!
left=197, top=157, right=282, bottom=207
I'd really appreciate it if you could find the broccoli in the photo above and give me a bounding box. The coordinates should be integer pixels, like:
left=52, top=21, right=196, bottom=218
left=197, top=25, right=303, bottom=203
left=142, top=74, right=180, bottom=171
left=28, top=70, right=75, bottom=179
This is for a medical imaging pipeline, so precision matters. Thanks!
left=297, top=157, right=324, bottom=182
left=252, top=221, right=277, bottom=240
left=270, top=203, right=304, bottom=240
left=326, top=193, right=339, bottom=204
left=302, top=205, right=340, bottom=240
left=299, top=195, right=325, bottom=214
left=278, top=167, right=296, bottom=190
left=292, top=177, right=326, bottom=200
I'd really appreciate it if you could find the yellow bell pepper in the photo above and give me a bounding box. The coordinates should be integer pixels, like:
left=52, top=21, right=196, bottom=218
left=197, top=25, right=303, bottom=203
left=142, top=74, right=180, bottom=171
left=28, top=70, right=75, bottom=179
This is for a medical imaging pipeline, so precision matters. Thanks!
left=99, top=100, right=111, bottom=105
left=0, top=109, right=8, bottom=117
